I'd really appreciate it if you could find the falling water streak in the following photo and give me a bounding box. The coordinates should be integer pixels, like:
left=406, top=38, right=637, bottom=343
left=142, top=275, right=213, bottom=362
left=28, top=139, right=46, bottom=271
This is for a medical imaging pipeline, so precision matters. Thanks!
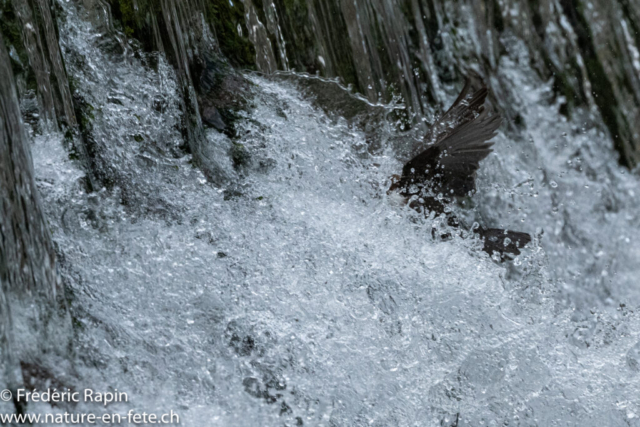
left=243, top=0, right=278, bottom=73
left=340, top=0, right=382, bottom=101
left=151, top=13, right=166, bottom=53
left=0, top=31, right=67, bottom=394
left=34, top=0, right=77, bottom=126
left=13, top=0, right=58, bottom=129
left=409, top=0, right=443, bottom=104
left=263, top=0, right=289, bottom=71
left=238, top=0, right=640, bottom=165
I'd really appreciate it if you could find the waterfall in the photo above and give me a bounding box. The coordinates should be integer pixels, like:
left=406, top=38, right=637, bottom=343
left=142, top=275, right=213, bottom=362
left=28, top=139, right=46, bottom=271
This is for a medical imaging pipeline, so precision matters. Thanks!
left=242, top=0, right=640, bottom=166
left=0, top=30, right=69, bottom=399
left=2, top=0, right=640, bottom=424
left=11, top=0, right=76, bottom=130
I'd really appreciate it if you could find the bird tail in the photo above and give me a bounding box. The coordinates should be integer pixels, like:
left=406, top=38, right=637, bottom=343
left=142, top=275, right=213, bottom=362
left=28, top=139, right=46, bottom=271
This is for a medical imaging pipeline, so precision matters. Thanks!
left=476, top=228, right=531, bottom=258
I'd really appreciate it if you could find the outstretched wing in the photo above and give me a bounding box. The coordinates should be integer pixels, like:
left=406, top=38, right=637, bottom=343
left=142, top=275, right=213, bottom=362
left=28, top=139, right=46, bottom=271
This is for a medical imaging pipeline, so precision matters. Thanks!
left=399, top=81, right=501, bottom=197
left=424, top=80, right=490, bottom=145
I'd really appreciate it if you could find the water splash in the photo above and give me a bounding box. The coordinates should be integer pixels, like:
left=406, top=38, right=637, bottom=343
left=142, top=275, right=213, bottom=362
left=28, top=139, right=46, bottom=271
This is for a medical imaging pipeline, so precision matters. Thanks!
left=16, top=0, right=640, bottom=425
left=0, top=31, right=68, bottom=402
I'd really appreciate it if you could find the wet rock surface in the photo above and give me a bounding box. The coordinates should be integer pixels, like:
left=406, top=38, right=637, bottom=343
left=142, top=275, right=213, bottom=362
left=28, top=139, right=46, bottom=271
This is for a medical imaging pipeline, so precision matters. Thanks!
left=0, top=30, right=70, bottom=404
left=195, top=52, right=252, bottom=136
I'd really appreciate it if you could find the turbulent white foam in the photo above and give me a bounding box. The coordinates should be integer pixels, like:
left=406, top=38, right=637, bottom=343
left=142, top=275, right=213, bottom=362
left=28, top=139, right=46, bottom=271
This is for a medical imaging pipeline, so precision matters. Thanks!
left=474, top=53, right=640, bottom=310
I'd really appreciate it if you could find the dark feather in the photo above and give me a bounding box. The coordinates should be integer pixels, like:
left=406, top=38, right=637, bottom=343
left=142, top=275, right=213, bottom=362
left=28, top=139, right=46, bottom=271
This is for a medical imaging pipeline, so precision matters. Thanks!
left=396, top=82, right=500, bottom=198
left=387, top=78, right=532, bottom=260
left=424, top=80, right=490, bottom=146
left=477, top=228, right=532, bottom=258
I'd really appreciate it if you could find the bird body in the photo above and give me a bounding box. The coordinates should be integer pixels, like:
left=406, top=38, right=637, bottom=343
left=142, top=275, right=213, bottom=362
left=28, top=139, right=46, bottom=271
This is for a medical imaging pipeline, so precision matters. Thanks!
left=388, top=79, right=531, bottom=259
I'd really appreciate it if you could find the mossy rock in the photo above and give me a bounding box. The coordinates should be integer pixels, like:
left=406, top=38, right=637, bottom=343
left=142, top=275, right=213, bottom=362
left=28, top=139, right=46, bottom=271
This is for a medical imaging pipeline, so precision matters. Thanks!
left=231, top=142, right=250, bottom=168
left=106, top=0, right=255, bottom=68
left=204, top=0, right=255, bottom=68
left=195, top=51, right=252, bottom=137
left=1, top=1, right=37, bottom=92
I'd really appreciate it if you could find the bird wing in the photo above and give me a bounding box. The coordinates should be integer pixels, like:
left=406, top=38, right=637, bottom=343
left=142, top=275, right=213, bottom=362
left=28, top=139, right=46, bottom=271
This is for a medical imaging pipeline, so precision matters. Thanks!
left=423, top=80, right=489, bottom=145
left=400, top=82, right=501, bottom=197
left=479, top=228, right=532, bottom=257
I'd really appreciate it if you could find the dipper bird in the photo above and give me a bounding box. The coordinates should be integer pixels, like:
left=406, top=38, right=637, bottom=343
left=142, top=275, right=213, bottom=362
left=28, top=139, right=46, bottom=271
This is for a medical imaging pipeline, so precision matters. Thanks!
left=388, top=79, right=531, bottom=259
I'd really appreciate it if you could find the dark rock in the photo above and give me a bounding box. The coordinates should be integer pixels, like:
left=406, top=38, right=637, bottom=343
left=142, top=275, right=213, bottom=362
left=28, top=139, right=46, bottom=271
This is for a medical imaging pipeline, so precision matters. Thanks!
left=20, top=361, right=70, bottom=395
left=201, top=105, right=226, bottom=131
left=230, top=334, right=255, bottom=356
left=107, top=96, right=124, bottom=105
left=1, top=33, right=70, bottom=397
left=194, top=52, right=251, bottom=136
left=223, top=188, right=243, bottom=200
left=230, top=142, right=250, bottom=168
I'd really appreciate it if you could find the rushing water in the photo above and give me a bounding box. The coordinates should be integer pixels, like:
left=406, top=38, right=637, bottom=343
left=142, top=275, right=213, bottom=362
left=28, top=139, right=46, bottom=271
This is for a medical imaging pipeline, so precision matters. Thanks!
left=16, top=0, right=640, bottom=425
